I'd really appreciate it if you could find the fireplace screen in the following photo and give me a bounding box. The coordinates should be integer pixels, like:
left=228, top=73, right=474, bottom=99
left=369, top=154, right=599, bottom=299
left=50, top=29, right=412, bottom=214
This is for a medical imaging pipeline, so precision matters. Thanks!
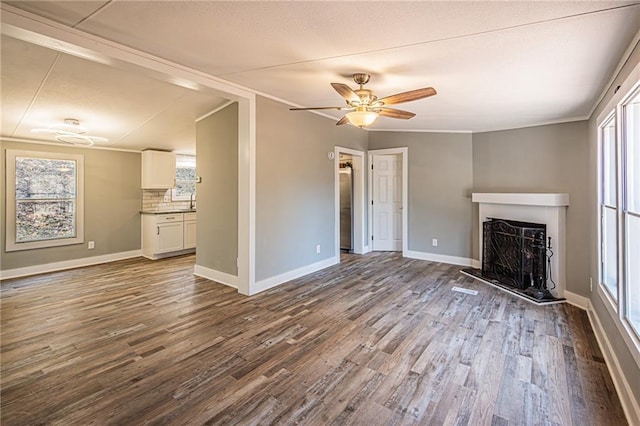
left=482, top=218, right=547, bottom=290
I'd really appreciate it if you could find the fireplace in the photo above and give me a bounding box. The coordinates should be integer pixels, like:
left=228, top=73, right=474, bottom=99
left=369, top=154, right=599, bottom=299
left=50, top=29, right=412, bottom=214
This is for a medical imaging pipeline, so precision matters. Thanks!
left=463, top=193, right=569, bottom=305
left=482, top=218, right=548, bottom=294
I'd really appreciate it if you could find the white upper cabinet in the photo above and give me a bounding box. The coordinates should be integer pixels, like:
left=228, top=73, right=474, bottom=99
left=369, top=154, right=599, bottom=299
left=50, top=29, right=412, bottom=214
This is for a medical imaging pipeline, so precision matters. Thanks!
left=142, top=150, right=176, bottom=189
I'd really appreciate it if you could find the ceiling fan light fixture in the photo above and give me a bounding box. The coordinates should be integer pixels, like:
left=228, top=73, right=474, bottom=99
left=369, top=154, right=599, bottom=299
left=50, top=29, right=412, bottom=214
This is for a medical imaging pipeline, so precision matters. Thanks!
left=346, top=110, right=378, bottom=128
left=290, top=73, right=435, bottom=127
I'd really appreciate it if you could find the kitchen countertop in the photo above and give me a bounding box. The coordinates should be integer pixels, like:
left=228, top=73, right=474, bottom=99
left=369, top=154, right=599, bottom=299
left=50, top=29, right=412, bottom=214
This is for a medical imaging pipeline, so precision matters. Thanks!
left=140, top=209, right=196, bottom=215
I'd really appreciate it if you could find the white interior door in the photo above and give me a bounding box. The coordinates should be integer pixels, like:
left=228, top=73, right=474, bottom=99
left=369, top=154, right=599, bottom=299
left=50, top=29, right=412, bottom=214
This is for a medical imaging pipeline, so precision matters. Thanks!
left=372, top=154, right=402, bottom=251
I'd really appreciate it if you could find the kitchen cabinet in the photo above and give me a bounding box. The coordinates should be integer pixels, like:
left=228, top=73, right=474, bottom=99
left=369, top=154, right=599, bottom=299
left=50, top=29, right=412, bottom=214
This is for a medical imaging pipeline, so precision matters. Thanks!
left=183, top=212, right=197, bottom=249
left=142, top=150, right=176, bottom=189
left=157, top=222, right=184, bottom=253
left=142, top=212, right=196, bottom=259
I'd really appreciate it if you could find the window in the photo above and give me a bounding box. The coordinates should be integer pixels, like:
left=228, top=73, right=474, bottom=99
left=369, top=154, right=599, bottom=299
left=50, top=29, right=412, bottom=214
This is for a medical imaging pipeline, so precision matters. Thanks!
left=600, top=113, right=618, bottom=301
left=171, top=154, right=196, bottom=201
left=598, top=81, right=640, bottom=344
left=6, top=150, right=84, bottom=251
left=623, top=88, right=640, bottom=336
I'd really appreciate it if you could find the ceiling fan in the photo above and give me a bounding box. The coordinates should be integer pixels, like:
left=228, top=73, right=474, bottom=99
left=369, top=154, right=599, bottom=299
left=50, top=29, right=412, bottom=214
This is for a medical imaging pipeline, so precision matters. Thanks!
left=290, top=73, right=436, bottom=128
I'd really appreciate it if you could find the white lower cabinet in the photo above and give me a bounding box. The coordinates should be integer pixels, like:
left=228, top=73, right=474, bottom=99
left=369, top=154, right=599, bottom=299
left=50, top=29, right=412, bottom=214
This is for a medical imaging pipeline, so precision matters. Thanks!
left=142, top=212, right=196, bottom=259
left=183, top=212, right=197, bottom=249
left=157, top=221, right=184, bottom=253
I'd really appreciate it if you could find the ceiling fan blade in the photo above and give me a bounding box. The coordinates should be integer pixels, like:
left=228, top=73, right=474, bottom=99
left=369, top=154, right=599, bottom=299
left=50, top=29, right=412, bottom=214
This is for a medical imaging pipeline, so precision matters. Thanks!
left=378, top=107, right=416, bottom=119
left=377, top=87, right=436, bottom=106
left=331, top=83, right=360, bottom=103
left=289, top=106, right=348, bottom=111
left=336, top=116, right=350, bottom=126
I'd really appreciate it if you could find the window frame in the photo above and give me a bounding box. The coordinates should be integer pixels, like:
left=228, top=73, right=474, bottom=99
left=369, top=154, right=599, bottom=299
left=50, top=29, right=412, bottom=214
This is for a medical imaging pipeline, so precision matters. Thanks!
left=5, top=149, right=84, bottom=252
left=599, top=111, right=619, bottom=304
left=622, top=84, right=640, bottom=338
left=596, top=75, right=640, bottom=366
left=171, top=154, right=196, bottom=202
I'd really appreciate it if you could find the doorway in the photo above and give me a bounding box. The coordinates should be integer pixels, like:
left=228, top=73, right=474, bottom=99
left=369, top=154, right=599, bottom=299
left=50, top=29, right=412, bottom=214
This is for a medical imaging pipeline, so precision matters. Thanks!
left=334, top=147, right=365, bottom=260
left=369, top=148, right=408, bottom=253
left=339, top=153, right=354, bottom=252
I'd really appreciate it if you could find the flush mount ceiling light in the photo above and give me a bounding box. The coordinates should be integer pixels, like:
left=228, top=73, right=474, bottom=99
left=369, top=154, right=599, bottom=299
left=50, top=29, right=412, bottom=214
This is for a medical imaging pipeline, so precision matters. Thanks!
left=31, top=118, right=108, bottom=146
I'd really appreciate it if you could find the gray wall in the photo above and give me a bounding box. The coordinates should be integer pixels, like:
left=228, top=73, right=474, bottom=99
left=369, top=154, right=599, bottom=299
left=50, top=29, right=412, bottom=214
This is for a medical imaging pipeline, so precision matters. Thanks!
left=368, top=131, right=474, bottom=259
left=255, top=96, right=368, bottom=281
left=1, top=140, right=141, bottom=271
left=195, top=102, right=238, bottom=276
left=588, top=41, right=640, bottom=408
left=472, top=121, right=590, bottom=297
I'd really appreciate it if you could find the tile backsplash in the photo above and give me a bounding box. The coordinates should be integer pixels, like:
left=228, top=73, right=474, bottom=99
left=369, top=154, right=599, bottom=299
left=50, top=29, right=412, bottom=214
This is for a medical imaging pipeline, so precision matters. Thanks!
left=142, top=189, right=193, bottom=211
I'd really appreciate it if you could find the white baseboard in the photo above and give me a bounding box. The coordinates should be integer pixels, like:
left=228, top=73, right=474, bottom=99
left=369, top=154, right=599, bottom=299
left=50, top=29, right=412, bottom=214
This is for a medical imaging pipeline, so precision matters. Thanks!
left=586, top=301, right=640, bottom=425
left=0, top=250, right=142, bottom=281
left=252, top=256, right=337, bottom=295
left=193, top=264, right=238, bottom=289
left=564, top=291, right=590, bottom=310
left=404, top=250, right=480, bottom=268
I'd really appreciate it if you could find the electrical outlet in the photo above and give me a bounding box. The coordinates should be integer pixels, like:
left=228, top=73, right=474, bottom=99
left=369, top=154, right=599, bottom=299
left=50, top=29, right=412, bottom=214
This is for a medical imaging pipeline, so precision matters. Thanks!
left=432, top=238, right=438, bottom=247
left=590, top=276, right=593, bottom=292
left=88, top=241, right=95, bottom=249
left=316, top=244, right=321, bottom=254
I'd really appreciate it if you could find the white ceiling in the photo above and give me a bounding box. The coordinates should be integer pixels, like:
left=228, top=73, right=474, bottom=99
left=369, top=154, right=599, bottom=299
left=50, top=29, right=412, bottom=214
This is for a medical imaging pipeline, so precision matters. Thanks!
left=1, top=1, right=639, bottom=152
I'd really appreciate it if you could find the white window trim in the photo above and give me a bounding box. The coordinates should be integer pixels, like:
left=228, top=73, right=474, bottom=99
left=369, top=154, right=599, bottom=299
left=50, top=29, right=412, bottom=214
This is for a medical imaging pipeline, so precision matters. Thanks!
left=621, top=84, right=640, bottom=341
left=171, top=154, right=196, bottom=202
left=171, top=185, right=196, bottom=202
left=598, top=110, right=619, bottom=305
left=595, top=64, right=640, bottom=367
left=6, top=149, right=84, bottom=252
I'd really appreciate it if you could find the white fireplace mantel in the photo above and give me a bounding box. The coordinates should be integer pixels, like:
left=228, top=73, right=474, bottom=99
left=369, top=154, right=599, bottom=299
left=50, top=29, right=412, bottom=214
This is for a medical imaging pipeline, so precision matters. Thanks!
left=472, top=193, right=569, bottom=207
left=472, top=193, right=569, bottom=299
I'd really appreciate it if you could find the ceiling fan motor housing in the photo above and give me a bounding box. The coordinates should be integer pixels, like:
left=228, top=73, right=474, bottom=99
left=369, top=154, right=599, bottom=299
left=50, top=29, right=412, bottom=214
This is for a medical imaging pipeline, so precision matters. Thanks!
left=354, top=89, right=376, bottom=106
left=353, top=73, right=370, bottom=86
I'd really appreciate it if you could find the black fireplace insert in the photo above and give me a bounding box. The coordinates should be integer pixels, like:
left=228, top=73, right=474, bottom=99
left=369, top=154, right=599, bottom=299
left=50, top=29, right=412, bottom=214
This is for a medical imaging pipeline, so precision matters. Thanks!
left=462, top=218, right=563, bottom=304
left=482, top=218, right=547, bottom=291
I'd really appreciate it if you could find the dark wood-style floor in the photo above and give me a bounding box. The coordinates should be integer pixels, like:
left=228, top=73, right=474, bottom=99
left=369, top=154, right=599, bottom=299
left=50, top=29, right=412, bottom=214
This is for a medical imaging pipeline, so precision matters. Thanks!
left=1, top=253, right=626, bottom=425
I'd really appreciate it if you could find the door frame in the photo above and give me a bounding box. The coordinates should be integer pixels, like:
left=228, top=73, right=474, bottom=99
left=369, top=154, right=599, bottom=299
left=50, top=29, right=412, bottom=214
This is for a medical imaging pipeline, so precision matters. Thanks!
left=368, top=147, right=408, bottom=254
left=334, top=147, right=366, bottom=261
